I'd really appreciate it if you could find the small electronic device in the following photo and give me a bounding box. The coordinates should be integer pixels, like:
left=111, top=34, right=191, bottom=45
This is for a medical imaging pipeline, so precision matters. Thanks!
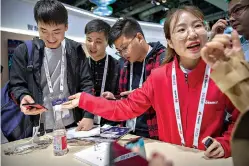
left=204, top=138, right=214, bottom=149
left=22, top=103, right=47, bottom=110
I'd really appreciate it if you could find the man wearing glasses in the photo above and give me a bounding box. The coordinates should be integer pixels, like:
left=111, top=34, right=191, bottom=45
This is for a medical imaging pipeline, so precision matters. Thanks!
left=211, top=0, right=249, bottom=61
left=102, top=18, right=166, bottom=139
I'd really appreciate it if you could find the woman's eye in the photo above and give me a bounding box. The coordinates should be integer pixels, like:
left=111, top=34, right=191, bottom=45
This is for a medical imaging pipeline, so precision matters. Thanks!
left=177, top=29, right=185, bottom=33
left=195, top=24, right=203, bottom=28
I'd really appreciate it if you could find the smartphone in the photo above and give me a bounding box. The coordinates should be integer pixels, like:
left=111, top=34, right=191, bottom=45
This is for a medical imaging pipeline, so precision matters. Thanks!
left=22, top=103, right=47, bottom=110
left=109, top=141, right=148, bottom=166
left=204, top=138, right=214, bottom=149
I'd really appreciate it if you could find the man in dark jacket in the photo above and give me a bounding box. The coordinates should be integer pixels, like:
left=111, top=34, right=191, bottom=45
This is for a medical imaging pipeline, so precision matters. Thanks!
left=83, top=19, right=120, bottom=127
left=9, top=0, right=94, bottom=134
left=102, top=18, right=166, bottom=139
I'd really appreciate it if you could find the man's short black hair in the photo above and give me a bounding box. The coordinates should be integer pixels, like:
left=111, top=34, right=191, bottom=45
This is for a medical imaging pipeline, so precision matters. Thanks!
left=85, top=19, right=111, bottom=41
left=34, top=0, right=68, bottom=25
left=109, top=18, right=145, bottom=48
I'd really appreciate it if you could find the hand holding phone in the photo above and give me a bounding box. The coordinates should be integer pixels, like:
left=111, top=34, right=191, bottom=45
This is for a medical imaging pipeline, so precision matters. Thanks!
left=202, top=137, right=225, bottom=158
left=20, top=95, right=47, bottom=115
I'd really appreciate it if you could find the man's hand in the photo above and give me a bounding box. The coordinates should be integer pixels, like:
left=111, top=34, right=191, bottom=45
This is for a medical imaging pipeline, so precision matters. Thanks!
left=101, top=91, right=116, bottom=99
left=61, top=93, right=81, bottom=109
left=211, top=19, right=228, bottom=35
left=202, top=137, right=225, bottom=158
left=20, top=95, right=46, bottom=115
left=201, top=30, right=244, bottom=70
left=76, top=118, right=94, bottom=131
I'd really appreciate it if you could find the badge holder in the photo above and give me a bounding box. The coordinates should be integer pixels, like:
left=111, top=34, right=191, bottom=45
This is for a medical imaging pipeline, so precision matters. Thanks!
left=51, top=95, right=70, bottom=119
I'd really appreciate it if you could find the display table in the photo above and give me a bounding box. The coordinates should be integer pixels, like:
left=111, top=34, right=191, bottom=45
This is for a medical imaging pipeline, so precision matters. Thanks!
left=1, top=134, right=233, bottom=166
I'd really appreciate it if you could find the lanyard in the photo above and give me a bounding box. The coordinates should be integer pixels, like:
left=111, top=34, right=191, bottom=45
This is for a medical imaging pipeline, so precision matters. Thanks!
left=89, top=54, right=109, bottom=96
left=172, top=61, right=211, bottom=148
left=44, top=40, right=66, bottom=94
left=129, top=60, right=146, bottom=91
left=126, top=60, right=146, bottom=131
left=89, top=55, right=109, bottom=124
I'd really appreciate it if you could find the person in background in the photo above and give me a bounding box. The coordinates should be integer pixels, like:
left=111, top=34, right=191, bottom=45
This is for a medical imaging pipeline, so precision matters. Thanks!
left=211, top=0, right=249, bottom=61
left=84, top=19, right=120, bottom=127
left=62, top=6, right=239, bottom=158
left=102, top=18, right=166, bottom=139
left=202, top=13, right=249, bottom=166
left=9, top=0, right=94, bottom=134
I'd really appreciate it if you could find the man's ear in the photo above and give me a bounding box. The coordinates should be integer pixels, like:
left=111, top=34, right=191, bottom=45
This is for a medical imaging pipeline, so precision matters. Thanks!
left=137, top=33, right=145, bottom=43
left=65, top=24, right=68, bottom=31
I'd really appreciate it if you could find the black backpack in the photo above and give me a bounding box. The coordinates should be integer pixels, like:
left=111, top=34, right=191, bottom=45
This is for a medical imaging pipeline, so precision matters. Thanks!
left=1, top=40, right=34, bottom=141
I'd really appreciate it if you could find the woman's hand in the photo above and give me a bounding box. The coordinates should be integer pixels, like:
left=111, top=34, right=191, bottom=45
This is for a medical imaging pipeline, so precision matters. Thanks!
left=201, top=30, right=244, bottom=70
left=61, top=93, right=81, bottom=109
left=202, top=137, right=225, bottom=158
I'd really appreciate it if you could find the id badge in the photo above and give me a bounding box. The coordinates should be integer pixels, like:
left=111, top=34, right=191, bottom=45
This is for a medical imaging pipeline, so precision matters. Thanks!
left=51, top=97, right=70, bottom=118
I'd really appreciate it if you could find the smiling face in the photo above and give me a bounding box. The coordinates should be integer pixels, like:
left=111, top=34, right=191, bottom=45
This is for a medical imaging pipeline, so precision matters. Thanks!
left=167, top=11, right=208, bottom=60
left=38, top=22, right=68, bottom=49
left=85, top=32, right=108, bottom=60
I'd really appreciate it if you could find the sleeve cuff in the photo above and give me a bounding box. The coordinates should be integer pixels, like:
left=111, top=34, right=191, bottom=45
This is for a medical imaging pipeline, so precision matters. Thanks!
left=80, top=92, right=95, bottom=119
left=83, top=112, right=94, bottom=119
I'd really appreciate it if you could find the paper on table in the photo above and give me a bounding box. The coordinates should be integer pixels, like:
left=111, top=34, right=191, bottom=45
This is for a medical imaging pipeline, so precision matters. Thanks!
left=74, top=142, right=110, bottom=166
left=66, top=127, right=100, bottom=139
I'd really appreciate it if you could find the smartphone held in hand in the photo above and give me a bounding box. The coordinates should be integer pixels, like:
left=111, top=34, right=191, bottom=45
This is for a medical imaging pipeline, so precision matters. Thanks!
left=22, top=103, right=47, bottom=110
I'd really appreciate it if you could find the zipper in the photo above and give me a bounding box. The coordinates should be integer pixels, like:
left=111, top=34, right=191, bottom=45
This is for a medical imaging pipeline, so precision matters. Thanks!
left=184, top=73, right=188, bottom=84
left=185, top=72, right=189, bottom=145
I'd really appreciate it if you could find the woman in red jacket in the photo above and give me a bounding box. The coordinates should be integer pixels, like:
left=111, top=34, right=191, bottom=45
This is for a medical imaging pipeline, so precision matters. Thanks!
left=63, top=6, right=239, bottom=158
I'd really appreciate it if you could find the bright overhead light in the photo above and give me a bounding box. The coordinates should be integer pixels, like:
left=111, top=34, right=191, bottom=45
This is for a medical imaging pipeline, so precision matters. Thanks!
left=93, top=6, right=113, bottom=16
left=89, top=0, right=116, bottom=16
left=64, top=4, right=163, bottom=28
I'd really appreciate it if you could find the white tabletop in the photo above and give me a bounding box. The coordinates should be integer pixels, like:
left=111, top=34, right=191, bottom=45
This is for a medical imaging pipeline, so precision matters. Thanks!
left=1, top=134, right=233, bottom=166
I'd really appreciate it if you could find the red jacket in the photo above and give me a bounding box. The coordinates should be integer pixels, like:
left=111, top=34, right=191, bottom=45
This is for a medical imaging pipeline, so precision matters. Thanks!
left=79, top=58, right=239, bottom=158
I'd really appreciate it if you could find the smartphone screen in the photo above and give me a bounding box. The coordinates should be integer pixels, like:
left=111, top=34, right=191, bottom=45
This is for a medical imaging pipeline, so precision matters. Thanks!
left=109, top=141, right=148, bottom=166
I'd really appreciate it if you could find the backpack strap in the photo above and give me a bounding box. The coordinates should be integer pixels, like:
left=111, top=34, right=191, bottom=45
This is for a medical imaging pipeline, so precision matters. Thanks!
left=24, top=40, right=34, bottom=71
left=159, top=49, right=166, bottom=65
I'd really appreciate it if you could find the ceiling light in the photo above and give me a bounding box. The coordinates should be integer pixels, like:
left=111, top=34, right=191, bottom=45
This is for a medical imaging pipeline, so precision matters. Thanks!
left=89, top=0, right=116, bottom=16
